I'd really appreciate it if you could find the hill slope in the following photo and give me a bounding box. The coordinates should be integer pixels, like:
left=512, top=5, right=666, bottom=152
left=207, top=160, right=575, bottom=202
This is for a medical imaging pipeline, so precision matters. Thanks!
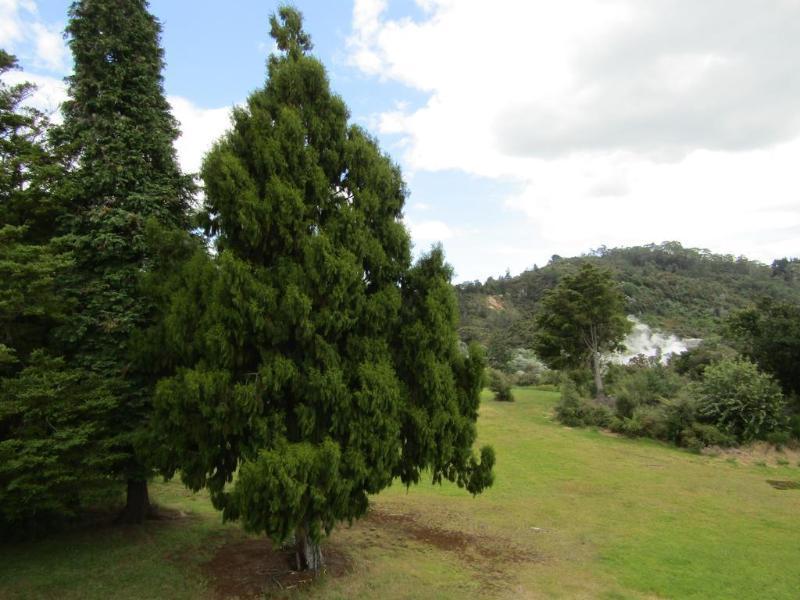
left=456, top=242, right=800, bottom=359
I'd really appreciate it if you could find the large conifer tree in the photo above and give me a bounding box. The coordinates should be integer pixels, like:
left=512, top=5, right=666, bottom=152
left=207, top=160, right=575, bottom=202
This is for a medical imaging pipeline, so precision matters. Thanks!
left=54, top=0, right=193, bottom=522
left=0, top=50, right=116, bottom=535
left=150, top=7, right=494, bottom=570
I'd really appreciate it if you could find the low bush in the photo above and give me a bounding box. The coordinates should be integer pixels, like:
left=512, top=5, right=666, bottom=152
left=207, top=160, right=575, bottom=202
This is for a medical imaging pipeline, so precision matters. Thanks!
left=513, top=370, right=540, bottom=387
left=606, top=360, right=683, bottom=418
left=507, top=349, right=548, bottom=386
left=662, top=396, right=697, bottom=443
left=680, top=423, right=736, bottom=452
left=693, top=358, right=787, bottom=442
left=670, top=339, right=739, bottom=381
left=766, top=431, right=791, bottom=450
left=790, top=415, right=800, bottom=441
left=538, top=369, right=562, bottom=388
left=617, top=405, right=669, bottom=439
left=555, top=377, right=613, bottom=427
left=487, top=368, right=514, bottom=402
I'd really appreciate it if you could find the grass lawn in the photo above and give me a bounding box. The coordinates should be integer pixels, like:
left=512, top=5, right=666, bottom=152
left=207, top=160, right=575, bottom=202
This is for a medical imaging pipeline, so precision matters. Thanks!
left=1, top=387, right=798, bottom=599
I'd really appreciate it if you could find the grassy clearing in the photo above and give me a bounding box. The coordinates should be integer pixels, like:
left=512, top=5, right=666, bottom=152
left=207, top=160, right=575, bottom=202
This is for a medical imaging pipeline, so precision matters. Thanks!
left=1, top=387, right=798, bottom=599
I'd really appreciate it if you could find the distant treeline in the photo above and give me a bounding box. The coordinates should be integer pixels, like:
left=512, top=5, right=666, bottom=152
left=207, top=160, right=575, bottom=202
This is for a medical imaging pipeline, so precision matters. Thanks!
left=456, top=242, right=800, bottom=366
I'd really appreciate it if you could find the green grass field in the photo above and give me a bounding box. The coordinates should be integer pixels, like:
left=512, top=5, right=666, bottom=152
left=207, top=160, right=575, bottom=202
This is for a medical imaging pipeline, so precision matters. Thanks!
left=2, top=388, right=798, bottom=599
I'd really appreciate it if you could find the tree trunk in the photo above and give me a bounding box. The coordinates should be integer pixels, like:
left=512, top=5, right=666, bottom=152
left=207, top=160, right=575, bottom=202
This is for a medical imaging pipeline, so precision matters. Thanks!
left=592, top=350, right=605, bottom=399
left=294, top=523, right=324, bottom=572
left=117, top=479, right=151, bottom=524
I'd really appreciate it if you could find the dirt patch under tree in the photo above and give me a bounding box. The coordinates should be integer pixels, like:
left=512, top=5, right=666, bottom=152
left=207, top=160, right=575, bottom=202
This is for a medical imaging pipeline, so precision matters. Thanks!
left=201, top=536, right=352, bottom=599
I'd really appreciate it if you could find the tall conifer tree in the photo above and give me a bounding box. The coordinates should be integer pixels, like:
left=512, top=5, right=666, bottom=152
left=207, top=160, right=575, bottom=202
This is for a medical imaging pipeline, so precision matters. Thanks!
left=0, top=51, right=116, bottom=535
left=149, top=7, right=494, bottom=570
left=54, top=0, right=193, bottom=522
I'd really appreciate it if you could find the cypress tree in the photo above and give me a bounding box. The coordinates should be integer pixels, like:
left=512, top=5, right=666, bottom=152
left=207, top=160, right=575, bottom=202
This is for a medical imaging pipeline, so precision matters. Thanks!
left=54, top=0, right=193, bottom=523
left=0, top=51, right=116, bottom=535
left=149, top=7, right=494, bottom=570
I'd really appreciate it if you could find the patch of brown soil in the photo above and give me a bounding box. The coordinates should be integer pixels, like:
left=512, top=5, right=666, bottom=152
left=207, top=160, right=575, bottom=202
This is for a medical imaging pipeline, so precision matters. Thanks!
left=201, top=536, right=351, bottom=600
left=365, top=508, right=540, bottom=590
left=486, top=295, right=505, bottom=311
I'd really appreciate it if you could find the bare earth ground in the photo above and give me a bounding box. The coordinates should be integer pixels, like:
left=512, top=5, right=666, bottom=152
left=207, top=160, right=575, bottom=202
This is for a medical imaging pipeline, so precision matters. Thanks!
left=200, top=535, right=351, bottom=599
left=199, top=507, right=541, bottom=599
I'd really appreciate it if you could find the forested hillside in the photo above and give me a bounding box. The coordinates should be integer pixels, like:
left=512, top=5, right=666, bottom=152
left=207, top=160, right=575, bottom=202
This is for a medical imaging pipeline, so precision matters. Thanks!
left=456, top=242, right=800, bottom=361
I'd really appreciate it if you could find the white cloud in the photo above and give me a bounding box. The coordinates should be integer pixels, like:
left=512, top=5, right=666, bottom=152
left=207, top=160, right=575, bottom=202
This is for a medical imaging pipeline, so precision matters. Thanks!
left=0, top=0, right=28, bottom=47
left=2, top=63, right=232, bottom=181
left=168, top=96, right=233, bottom=174
left=348, top=0, right=800, bottom=269
left=2, top=69, right=67, bottom=119
left=30, top=22, right=67, bottom=71
left=348, top=0, right=388, bottom=73
left=405, top=217, right=455, bottom=244
left=0, top=0, right=68, bottom=73
left=0, top=1, right=229, bottom=178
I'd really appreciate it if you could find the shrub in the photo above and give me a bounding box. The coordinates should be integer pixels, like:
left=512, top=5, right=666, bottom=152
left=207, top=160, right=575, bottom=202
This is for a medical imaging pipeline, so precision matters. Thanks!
left=680, top=423, right=736, bottom=451
left=588, top=404, right=615, bottom=428
left=670, top=339, right=738, bottom=381
left=538, top=368, right=562, bottom=388
left=487, top=368, right=514, bottom=402
left=565, top=367, right=594, bottom=398
left=513, top=370, right=540, bottom=387
left=662, top=396, right=697, bottom=443
left=508, top=349, right=547, bottom=385
left=790, top=415, right=800, bottom=441
left=693, top=358, right=787, bottom=442
left=766, top=431, right=791, bottom=450
left=555, top=377, right=613, bottom=427
left=618, top=405, right=669, bottom=440
left=555, top=378, right=585, bottom=426
left=607, top=361, right=683, bottom=418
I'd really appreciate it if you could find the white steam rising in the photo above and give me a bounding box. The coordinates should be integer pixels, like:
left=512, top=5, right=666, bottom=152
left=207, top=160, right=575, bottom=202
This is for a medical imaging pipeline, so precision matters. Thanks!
left=611, top=316, right=700, bottom=365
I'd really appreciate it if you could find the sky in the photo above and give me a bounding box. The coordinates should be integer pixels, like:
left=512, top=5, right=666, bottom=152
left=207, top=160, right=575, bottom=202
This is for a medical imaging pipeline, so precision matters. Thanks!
left=2, top=0, right=799, bottom=283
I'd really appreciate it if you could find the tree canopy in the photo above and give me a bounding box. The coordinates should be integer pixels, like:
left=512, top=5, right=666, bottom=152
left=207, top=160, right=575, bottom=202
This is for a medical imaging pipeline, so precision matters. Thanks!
left=727, top=298, right=800, bottom=398
left=52, top=0, right=193, bottom=522
left=533, top=263, right=631, bottom=396
left=0, top=50, right=118, bottom=535
left=147, top=6, right=493, bottom=571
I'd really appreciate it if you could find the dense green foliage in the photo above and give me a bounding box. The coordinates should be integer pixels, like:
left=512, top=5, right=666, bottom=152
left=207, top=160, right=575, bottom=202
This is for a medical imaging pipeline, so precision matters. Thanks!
left=146, top=7, right=492, bottom=569
left=693, top=358, right=786, bottom=443
left=0, top=355, right=119, bottom=535
left=555, top=348, right=793, bottom=449
left=554, top=376, right=614, bottom=427
left=605, top=357, right=683, bottom=418
left=670, top=337, right=739, bottom=381
left=533, top=263, right=631, bottom=396
left=0, top=50, right=118, bottom=534
left=487, top=369, right=514, bottom=401
left=50, top=0, right=193, bottom=520
left=727, top=298, right=800, bottom=398
left=0, top=50, right=63, bottom=364
left=3, top=0, right=198, bottom=532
